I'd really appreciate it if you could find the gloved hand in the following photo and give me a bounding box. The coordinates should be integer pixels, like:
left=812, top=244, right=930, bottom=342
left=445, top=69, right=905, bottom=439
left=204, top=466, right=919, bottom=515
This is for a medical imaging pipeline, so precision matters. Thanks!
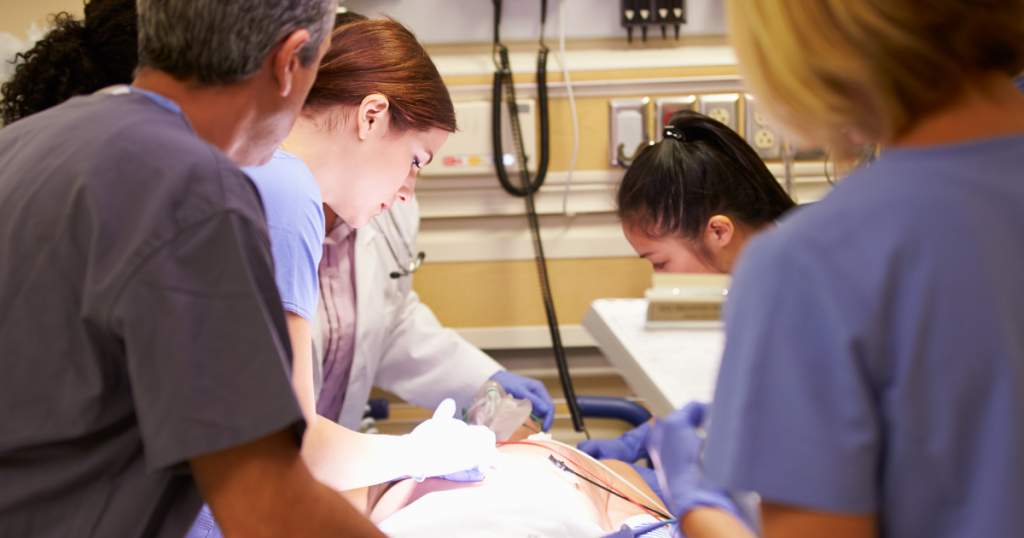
left=628, top=462, right=665, bottom=502
left=490, top=371, right=555, bottom=431
left=403, top=398, right=499, bottom=482
left=577, top=421, right=653, bottom=463
left=647, top=401, right=749, bottom=530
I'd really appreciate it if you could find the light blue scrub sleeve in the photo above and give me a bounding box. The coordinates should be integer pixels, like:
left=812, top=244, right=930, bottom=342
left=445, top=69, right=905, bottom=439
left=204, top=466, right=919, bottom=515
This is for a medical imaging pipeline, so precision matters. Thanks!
left=243, top=150, right=325, bottom=321
left=703, top=231, right=880, bottom=514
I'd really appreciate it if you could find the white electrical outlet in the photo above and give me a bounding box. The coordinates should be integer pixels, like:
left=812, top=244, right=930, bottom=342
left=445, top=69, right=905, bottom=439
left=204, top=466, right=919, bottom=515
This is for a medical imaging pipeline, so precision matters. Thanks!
left=698, top=94, right=740, bottom=133
left=754, top=110, right=768, bottom=127
left=753, top=129, right=776, bottom=149
left=708, top=108, right=731, bottom=125
left=744, top=94, right=781, bottom=160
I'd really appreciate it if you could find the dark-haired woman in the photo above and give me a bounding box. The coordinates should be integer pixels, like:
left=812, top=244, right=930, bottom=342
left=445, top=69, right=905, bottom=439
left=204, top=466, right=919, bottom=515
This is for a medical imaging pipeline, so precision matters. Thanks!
left=616, top=109, right=795, bottom=274
left=0, top=0, right=136, bottom=125
left=577, top=109, right=794, bottom=509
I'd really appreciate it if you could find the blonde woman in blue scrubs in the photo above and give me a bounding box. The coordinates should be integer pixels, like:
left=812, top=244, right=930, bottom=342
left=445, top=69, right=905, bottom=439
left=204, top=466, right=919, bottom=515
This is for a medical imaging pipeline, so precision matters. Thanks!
left=635, top=2, right=1024, bottom=538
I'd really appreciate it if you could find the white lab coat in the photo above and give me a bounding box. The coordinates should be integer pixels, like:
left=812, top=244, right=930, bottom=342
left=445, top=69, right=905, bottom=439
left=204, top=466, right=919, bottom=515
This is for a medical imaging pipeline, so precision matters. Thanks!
left=311, top=198, right=503, bottom=430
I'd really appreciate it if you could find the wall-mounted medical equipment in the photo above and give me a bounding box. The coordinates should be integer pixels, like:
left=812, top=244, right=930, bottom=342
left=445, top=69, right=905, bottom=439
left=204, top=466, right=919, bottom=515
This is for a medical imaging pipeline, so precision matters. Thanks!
left=620, top=0, right=686, bottom=43
left=610, top=98, right=651, bottom=168
left=743, top=94, right=782, bottom=160
left=655, top=96, right=697, bottom=142
left=697, top=93, right=740, bottom=133
left=417, top=100, right=537, bottom=177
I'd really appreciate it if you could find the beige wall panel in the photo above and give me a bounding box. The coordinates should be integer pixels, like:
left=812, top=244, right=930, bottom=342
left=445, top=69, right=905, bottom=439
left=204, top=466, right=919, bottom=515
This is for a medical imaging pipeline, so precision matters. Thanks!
left=0, top=1, right=84, bottom=38
left=546, top=93, right=665, bottom=172
left=412, top=257, right=653, bottom=328
left=546, top=95, right=613, bottom=172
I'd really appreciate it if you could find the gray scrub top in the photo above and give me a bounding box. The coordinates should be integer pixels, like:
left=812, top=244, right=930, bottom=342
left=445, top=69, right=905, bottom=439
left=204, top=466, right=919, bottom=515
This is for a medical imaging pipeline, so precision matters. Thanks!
left=0, top=90, right=305, bottom=538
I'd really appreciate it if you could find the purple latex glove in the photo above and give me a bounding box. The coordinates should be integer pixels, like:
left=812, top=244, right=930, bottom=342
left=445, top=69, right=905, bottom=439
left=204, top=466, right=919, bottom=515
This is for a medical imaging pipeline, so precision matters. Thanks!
left=628, top=462, right=665, bottom=502
left=647, top=402, right=750, bottom=530
left=577, top=421, right=653, bottom=463
left=490, top=370, right=555, bottom=431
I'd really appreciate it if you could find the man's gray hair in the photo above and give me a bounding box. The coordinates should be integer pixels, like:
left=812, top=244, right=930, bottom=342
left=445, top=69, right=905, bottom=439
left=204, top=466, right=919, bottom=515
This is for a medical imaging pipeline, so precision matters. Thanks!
left=138, top=0, right=336, bottom=86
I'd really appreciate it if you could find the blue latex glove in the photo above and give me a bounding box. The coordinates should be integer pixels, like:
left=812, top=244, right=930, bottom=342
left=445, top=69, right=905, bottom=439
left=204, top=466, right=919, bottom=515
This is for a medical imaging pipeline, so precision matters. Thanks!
left=577, top=421, right=652, bottom=463
left=647, top=401, right=749, bottom=530
left=490, top=370, right=555, bottom=431
left=628, top=462, right=665, bottom=502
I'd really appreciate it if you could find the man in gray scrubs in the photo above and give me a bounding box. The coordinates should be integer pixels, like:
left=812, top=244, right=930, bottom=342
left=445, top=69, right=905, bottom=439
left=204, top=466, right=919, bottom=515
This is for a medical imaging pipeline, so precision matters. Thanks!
left=0, top=1, right=384, bottom=537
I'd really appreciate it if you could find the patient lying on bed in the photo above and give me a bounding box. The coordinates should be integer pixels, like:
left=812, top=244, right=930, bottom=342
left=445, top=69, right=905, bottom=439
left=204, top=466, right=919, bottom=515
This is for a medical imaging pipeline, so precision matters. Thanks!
left=339, top=423, right=671, bottom=538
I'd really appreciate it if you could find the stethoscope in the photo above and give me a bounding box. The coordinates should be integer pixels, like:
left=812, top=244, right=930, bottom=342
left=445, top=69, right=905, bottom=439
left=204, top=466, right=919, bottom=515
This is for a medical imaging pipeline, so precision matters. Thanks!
left=371, top=210, right=425, bottom=279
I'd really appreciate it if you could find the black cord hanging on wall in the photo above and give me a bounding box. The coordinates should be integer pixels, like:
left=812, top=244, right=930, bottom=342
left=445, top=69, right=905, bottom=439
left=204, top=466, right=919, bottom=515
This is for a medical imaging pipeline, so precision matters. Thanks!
left=492, top=0, right=587, bottom=435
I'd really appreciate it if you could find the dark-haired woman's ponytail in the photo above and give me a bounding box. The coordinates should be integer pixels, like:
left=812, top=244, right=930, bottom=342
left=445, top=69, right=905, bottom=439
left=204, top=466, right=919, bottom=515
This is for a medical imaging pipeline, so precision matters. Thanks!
left=617, top=108, right=796, bottom=244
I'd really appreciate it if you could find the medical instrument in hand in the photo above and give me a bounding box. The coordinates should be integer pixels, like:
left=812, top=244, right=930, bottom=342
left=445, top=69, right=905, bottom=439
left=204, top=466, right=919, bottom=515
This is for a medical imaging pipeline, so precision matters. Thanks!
left=465, top=381, right=535, bottom=441
left=547, top=455, right=673, bottom=520
left=371, top=209, right=425, bottom=279
left=492, top=0, right=587, bottom=434
left=489, top=370, right=555, bottom=431
left=647, top=402, right=751, bottom=530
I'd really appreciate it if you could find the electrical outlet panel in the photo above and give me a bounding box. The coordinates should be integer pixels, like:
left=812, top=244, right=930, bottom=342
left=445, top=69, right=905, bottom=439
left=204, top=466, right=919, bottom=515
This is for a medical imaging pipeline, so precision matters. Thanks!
left=610, top=98, right=651, bottom=168
left=698, top=93, right=740, bottom=133
left=743, top=94, right=781, bottom=160
left=418, top=99, right=536, bottom=177
left=655, top=96, right=697, bottom=141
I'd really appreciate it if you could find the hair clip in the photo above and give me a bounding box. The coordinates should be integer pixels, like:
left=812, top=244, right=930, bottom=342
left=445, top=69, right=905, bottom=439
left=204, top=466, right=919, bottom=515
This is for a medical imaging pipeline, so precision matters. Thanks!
left=662, top=126, right=686, bottom=141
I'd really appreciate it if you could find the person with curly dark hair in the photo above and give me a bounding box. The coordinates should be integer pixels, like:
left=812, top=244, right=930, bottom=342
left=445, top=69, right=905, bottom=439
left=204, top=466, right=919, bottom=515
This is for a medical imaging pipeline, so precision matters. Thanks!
left=0, top=0, right=137, bottom=126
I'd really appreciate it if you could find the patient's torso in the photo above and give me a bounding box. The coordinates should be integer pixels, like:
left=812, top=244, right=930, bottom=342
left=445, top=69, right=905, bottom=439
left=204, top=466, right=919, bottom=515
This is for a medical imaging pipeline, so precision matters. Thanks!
left=369, top=441, right=662, bottom=537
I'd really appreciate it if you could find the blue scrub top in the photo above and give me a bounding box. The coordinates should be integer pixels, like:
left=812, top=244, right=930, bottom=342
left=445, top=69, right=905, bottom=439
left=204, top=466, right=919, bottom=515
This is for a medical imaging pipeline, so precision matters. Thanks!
left=705, top=134, right=1024, bottom=537
left=243, top=150, right=325, bottom=321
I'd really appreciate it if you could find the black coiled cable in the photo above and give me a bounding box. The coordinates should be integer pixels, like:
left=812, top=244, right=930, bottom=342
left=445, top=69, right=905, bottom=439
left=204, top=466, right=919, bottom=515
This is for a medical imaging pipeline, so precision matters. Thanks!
left=492, top=0, right=587, bottom=435
left=492, top=45, right=549, bottom=196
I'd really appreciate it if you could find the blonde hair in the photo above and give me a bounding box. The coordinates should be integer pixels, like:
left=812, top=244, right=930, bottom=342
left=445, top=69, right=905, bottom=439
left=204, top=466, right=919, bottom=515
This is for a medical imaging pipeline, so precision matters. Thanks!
left=728, top=0, right=1024, bottom=152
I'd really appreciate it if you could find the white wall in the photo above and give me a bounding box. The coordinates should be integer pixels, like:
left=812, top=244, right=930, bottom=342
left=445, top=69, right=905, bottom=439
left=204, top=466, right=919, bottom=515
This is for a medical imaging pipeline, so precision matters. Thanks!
left=341, top=0, right=726, bottom=44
